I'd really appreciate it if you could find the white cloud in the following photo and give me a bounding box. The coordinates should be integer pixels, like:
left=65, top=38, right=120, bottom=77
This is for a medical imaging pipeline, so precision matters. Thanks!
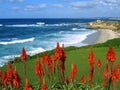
left=51, top=4, right=64, bottom=8
left=8, top=0, right=24, bottom=2
left=24, top=3, right=64, bottom=11
left=12, top=6, right=20, bottom=10
left=70, top=0, right=120, bottom=10
left=70, top=1, right=97, bottom=9
left=24, top=4, right=47, bottom=11
left=98, top=0, right=120, bottom=9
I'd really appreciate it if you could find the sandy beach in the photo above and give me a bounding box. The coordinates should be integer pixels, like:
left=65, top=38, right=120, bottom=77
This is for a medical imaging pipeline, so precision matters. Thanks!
left=94, top=29, right=120, bottom=44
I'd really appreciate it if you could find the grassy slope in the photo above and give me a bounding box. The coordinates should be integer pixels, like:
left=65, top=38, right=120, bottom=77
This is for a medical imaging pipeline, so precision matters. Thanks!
left=0, top=38, right=120, bottom=89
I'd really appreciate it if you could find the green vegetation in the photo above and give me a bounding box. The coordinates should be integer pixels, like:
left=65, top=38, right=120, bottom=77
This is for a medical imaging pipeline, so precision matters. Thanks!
left=0, top=38, right=120, bottom=89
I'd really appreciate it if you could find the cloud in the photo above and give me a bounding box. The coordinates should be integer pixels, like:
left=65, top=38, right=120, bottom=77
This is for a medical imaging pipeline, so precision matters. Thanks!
left=51, top=4, right=64, bottom=8
left=12, top=6, right=20, bottom=11
left=24, top=4, right=64, bottom=11
left=70, top=0, right=120, bottom=10
left=24, top=4, right=47, bottom=11
left=8, top=0, right=24, bottom=2
left=70, top=1, right=97, bottom=9
left=98, top=0, right=120, bottom=9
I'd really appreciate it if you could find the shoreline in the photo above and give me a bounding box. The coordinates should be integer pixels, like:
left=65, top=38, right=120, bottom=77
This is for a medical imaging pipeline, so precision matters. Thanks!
left=81, top=29, right=120, bottom=46
left=82, top=30, right=100, bottom=45
left=93, top=29, right=120, bottom=44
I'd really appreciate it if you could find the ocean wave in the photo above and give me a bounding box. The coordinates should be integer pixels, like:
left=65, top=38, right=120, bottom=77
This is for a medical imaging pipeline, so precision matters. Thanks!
left=0, top=54, right=19, bottom=67
left=5, top=24, right=44, bottom=27
left=59, top=31, right=65, bottom=34
left=0, top=37, right=35, bottom=45
left=27, top=47, right=46, bottom=56
left=72, top=28, right=87, bottom=31
left=5, top=23, right=82, bottom=27
left=36, top=22, right=45, bottom=25
left=46, top=23, right=81, bottom=27
left=0, top=47, right=46, bottom=67
left=60, top=30, right=97, bottom=46
left=0, top=24, right=3, bottom=27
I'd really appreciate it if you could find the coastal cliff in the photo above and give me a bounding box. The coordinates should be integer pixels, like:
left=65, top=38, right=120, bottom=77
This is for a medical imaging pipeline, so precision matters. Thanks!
left=87, top=20, right=120, bottom=31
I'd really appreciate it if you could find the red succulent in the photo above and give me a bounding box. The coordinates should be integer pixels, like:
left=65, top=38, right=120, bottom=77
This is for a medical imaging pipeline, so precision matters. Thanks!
left=2, top=71, right=8, bottom=86
left=102, top=65, right=109, bottom=87
left=20, top=47, right=28, bottom=61
left=47, top=55, right=54, bottom=73
left=80, top=75, right=86, bottom=83
left=88, top=48, right=95, bottom=65
left=24, top=77, right=32, bottom=90
left=42, top=53, right=48, bottom=65
left=87, top=73, right=92, bottom=83
left=54, top=42, right=61, bottom=61
left=97, top=59, right=102, bottom=68
left=65, top=77, right=69, bottom=84
left=41, top=78, right=48, bottom=90
left=13, top=67, right=21, bottom=89
left=106, top=46, right=116, bottom=62
left=111, top=66, right=119, bottom=81
left=35, top=56, right=44, bottom=78
left=70, top=64, right=78, bottom=82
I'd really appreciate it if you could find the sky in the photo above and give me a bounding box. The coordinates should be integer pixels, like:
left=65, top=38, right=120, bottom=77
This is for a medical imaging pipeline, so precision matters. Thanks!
left=0, top=0, right=120, bottom=18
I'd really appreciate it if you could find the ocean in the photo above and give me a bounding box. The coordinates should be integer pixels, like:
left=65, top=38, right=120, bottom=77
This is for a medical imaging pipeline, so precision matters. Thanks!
left=0, top=18, right=106, bottom=66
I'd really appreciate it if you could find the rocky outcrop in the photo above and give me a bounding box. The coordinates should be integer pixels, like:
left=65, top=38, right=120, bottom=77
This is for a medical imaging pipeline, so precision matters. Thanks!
left=87, top=20, right=120, bottom=31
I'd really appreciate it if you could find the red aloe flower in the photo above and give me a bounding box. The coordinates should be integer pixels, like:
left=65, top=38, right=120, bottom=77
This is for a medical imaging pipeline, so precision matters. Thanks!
left=88, top=48, right=95, bottom=65
left=80, top=75, right=86, bottom=83
left=106, top=46, right=116, bottom=62
left=59, top=44, right=66, bottom=61
left=47, top=55, right=54, bottom=73
left=102, top=65, right=109, bottom=87
left=2, top=71, right=8, bottom=86
left=111, top=66, right=119, bottom=90
left=87, top=73, right=92, bottom=83
left=20, top=47, right=28, bottom=61
left=24, top=77, right=32, bottom=90
left=104, top=65, right=109, bottom=80
left=13, top=67, right=21, bottom=89
left=58, top=44, right=66, bottom=71
left=54, top=42, right=61, bottom=61
left=41, top=78, right=48, bottom=90
left=2, top=63, right=14, bottom=86
left=111, top=66, right=119, bottom=81
left=70, top=64, right=78, bottom=82
left=6, top=63, right=14, bottom=85
left=42, top=53, right=48, bottom=65
left=35, top=56, right=44, bottom=78
left=97, top=59, right=102, bottom=68
left=65, top=77, right=69, bottom=84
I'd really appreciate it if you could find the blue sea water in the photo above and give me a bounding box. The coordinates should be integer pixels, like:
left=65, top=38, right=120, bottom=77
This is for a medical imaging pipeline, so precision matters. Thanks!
left=0, top=18, right=104, bottom=66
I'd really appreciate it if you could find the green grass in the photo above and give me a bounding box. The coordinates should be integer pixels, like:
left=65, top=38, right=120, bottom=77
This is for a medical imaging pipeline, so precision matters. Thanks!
left=1, top=38, right=120, bottom=89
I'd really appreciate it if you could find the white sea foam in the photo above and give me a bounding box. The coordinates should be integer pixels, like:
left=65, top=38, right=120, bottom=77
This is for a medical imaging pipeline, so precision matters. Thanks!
left=60, top=30, right=97, bottom=46
left=36, top=22, right=45, bottom=25
left=46, top=23, right=81, bottom=27
left=0, top=54, right=19, bottom=67
left=27, top=47, right=46, bottom=56
left=72, top=28, right=87, bottom=31
left=59, top=31, right=65, bottom=34
left=0, top=37, right=35, bottom=45
left=5, top=23, right=82, bottom=27
left=5, top=24, right=44, bottom=27
left=0, top=24, right=3, bottom=26
left=0, top=47, right=46, bottom=67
